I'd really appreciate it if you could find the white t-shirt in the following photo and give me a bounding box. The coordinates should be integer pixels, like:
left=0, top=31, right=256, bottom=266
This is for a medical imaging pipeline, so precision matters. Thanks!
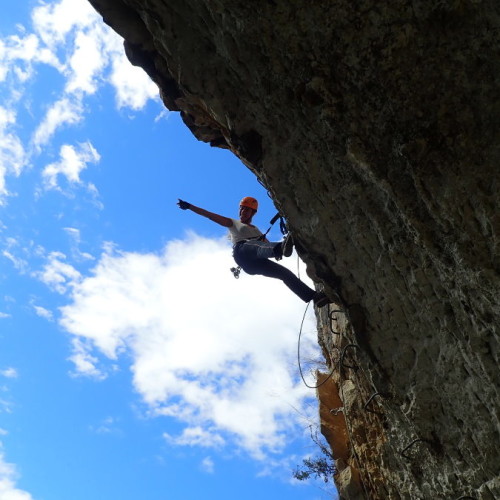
left=228, top=218, right=263, bottom=244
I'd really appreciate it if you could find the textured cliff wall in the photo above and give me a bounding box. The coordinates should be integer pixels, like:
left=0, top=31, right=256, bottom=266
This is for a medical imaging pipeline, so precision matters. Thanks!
left=86, top=1, right=499, bottom=498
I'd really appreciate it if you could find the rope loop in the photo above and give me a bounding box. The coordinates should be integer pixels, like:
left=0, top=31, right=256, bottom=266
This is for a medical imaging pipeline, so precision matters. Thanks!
left=298, top=302, right=336, bottom=389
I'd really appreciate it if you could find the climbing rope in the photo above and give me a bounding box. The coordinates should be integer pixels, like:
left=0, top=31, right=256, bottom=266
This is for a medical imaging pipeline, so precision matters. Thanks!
left=297, top=301, right=337, bottom=389
left=296, top=300, right=370, bottom=495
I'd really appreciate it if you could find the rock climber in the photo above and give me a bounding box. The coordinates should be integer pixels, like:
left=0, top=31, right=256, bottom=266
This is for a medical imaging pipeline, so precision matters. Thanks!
left=177, top=196, right=331, bottom=307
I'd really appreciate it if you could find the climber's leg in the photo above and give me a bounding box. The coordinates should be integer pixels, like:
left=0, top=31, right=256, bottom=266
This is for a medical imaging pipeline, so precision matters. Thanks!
left=234, top=239, right=280, bottom=260
left=240, top=258, right=316, bottom=303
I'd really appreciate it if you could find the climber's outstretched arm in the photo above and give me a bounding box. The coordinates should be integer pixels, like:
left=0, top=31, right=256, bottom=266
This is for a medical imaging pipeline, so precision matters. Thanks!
left=177, top=199, right=233, bottom=228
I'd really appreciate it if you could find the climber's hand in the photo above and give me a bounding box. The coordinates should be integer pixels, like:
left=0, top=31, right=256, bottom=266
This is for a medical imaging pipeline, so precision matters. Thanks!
left=177, top=199, right=191, bottom=210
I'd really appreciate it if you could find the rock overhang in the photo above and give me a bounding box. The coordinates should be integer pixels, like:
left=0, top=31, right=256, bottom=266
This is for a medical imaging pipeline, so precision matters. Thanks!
left=86, top=1, right=499, bottom=497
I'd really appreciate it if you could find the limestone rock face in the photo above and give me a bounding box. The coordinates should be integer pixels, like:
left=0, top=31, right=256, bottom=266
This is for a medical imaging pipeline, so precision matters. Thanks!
left=87, top=1, right=499, bottom=498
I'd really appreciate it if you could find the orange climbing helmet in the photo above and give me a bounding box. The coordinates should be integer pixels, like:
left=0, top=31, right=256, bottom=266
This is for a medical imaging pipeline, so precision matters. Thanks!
left=240, top=196, right=258, bottom=212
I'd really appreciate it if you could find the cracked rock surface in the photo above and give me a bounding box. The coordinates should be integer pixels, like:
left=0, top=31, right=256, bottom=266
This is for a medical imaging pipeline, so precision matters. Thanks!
left=87, top=1, right=499, bottom=498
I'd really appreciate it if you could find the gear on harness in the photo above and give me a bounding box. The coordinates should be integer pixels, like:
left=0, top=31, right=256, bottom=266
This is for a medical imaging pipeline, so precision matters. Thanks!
left=230, top=266, right=241, bottom=279
left=230, top=212, right=288, bottom=279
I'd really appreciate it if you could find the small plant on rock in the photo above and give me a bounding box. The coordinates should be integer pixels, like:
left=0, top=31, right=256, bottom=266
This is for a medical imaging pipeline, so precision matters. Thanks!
left=293, top=427, right=337, bottom=484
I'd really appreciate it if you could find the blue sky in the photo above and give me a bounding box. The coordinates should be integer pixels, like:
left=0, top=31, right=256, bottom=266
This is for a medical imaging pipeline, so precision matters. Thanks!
left=0, top=1, right=337, bottom=499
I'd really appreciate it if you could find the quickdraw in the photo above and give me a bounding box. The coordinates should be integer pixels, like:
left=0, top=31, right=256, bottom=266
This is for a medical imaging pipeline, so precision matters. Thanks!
left=230, top=266, right=241, bottom=279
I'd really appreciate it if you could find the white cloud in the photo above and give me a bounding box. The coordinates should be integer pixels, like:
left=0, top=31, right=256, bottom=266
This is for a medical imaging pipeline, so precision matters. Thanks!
left=0, top=0, right=161, bottom=203
left=0, top=107, right=26, bottom=202
left=42, top=141, right=100, bottom=190
left=200, top=456, right=215, bottom=474
left=1, top=238, right=46, bottom=275
left=68, top=337, right=106, bottom=380
left=0, top=34, right=38, bottom=84
left=64, top=227, right=81, bottom=244
left=2, top=251, right=28, bottom=274
left=31, top=0, right=98, bottom=47
left=89, top=416, right=119, bottom=435
left=64, top=227, right=80, bottom=239
left=0, top=447, right=34, bottom=500
left=66, top=29, right=105, bottom=94
left=0, top=399, right=13, bottom=415
left=34, top=251, right=81, bottom=294
left=32, top=98, right=83, bottom=150
left=30, top=0, right=158, bottom=110
left=64, top=227, right=94, bottom=261
left=0, top=369, right=17, bottom=379
left=0, top=313, right=11, bottom=319
left=33, top=305, right=53, bottom=321
left=59, top=233, right=320, bottom=458
left=163, top=427, right=225, bottom=449
left=110, top=50, right=159, bottom=110
left=0, top=31, right=61, bottom=86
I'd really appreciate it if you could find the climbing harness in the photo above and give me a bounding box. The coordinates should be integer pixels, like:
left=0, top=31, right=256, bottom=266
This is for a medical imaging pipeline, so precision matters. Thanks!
left=229, top=211, right=288, bottom=279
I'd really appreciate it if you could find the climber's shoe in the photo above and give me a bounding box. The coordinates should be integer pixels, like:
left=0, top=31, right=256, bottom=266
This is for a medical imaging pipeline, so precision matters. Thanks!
left=313, top=292, right=332, bottom=308
left=281, top=232, right=294, bottom=258
left=274, top=233, right=293, bottom=260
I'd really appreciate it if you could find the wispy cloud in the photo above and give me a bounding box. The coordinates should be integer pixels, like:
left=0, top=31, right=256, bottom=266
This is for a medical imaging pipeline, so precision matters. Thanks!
left=34, top=251, right=81, bottom=294
left=2, top=251, right=28, bottom=273
left=89, top=416, right=120, bottom=435
left=33, top=305, right=54, bottom=321
left=58, top=233, right=319, bottom=458
left=1, top=237, right=48, bottom=277
left=163, top=427, right=225, bottom=449
left=32, top=98, right=84, bottom=150
left=0, top=368, right=18, bottom=379
left=42, top=141, right=100, bottom=191
left=200, top=456, right=215, bottom=474
left=68, top=337, right=106, bottom=380
left=64, top=227, right=95, bottom=261
left=0, top=402, right=12, bottom=415
left=0, top=30, right=61, bottom=88
left=0, top=106, right=26, bottom=202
